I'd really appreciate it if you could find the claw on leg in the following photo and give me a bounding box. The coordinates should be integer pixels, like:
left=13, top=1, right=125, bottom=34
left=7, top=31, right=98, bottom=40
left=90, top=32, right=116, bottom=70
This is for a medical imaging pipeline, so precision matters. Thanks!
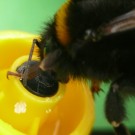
left=111, top=121, right=120, bottom=127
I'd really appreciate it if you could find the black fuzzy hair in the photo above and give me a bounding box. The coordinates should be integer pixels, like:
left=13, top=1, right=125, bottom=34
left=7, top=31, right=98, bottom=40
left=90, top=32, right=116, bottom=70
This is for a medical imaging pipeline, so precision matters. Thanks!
left=38, top=0, right=135, bottom=82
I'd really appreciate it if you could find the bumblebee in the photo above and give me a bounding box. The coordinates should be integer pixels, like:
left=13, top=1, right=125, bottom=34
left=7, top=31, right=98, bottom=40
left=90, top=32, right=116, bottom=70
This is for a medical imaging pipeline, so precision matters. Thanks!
left=37, top=0, right=135, bottom=134
left=7, top=0, right=135, bottom=134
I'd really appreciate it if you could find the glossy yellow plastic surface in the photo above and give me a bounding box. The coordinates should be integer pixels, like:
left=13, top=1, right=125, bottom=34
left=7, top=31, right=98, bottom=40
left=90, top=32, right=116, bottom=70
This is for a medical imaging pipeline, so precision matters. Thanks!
left=0, top=31, right=94, bottom=135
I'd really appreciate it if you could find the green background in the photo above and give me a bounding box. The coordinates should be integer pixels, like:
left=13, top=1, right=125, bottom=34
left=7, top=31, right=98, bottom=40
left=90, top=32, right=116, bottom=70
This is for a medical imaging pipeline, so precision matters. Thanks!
left=0, top=0, right=134, bottom=132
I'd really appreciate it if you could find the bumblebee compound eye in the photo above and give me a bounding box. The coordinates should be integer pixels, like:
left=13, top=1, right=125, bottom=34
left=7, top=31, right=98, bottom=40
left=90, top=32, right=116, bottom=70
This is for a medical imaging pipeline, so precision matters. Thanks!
left=17, top=61, right=59, bottom=97
left=26, top=70, right=59, bottom=97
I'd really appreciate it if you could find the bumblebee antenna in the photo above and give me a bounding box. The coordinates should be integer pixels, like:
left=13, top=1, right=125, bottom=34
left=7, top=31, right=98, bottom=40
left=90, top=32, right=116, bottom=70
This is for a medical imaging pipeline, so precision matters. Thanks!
left=22, top=39, right=38, bottom=86
left=7, top=39, right=39, bottom=83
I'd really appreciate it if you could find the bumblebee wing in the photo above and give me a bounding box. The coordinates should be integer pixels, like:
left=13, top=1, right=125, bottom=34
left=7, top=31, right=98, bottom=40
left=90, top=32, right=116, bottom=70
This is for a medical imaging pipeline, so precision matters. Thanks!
left=102, top=9, right=135, bottom=36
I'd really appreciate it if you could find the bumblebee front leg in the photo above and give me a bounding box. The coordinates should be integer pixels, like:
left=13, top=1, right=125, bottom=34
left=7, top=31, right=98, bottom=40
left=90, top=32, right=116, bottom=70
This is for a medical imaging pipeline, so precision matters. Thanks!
left=105, top=76, right=135, bottom=135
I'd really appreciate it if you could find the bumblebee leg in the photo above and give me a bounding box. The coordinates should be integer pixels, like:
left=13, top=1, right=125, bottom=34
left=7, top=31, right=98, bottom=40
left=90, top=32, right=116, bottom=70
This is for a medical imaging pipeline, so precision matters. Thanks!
left=105, top=76, right=135, bottom=135
left=114, top=123, right=131, bottom=135
left=105, top=83, right=126, bottom=127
